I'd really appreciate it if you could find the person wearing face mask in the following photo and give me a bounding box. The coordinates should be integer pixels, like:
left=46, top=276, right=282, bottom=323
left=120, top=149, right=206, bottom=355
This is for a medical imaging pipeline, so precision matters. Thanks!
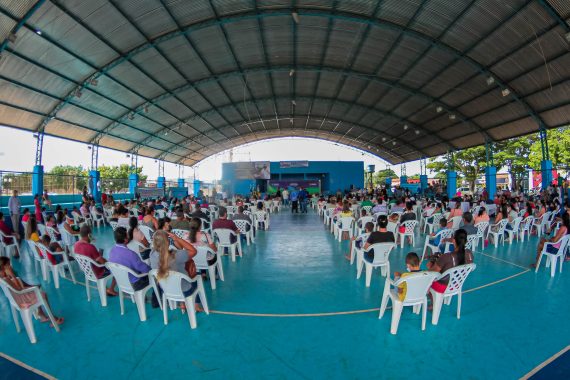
left=393, top=252, right=422, bottom=301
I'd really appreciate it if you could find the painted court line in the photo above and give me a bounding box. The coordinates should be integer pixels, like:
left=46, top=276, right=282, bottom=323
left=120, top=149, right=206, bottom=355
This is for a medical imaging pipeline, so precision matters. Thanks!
left=520, top=345, right=570, bottom=380
left=0, top=352, right=56, bottom=380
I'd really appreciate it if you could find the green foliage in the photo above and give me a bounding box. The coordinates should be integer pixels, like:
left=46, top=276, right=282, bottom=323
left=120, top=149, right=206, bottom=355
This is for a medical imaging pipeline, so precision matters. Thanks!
left=372, top=169, right=397, bottom=186
left=44, top=164, right=147, bottom=193
left=528, top=127, right=570, bottom=170
left=494, top=136, right=534, bottom=190
left=427, top=147, right=487, bottom=191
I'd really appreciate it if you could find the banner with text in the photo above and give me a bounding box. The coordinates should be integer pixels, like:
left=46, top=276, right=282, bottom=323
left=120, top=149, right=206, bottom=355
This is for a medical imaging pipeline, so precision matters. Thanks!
left=268, top=180, right=320, bottom=195
left=279, top=161, right=309, bottom=168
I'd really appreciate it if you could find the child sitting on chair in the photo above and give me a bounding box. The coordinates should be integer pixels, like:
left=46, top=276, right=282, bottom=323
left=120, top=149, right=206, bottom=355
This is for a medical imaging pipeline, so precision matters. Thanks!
left=393, top=252, right=422, bottom=301
left=345, top=222, right=374, bottom=261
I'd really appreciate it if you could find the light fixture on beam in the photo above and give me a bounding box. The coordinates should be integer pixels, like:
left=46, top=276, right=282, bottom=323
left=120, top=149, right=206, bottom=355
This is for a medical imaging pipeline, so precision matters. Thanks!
left=448, top=114, right=456, bottom=120
left=486, top=76, right=495, bottom=86
left=74, top=89, right=83, bottom=98
left=289, top=69, right=295, bottom=77
left=403, top=124, right=409, bottom=130
left=382, top=137, right=387, bottom=142
left=292, top=10, right=300, bottom=24
left=392, top=141, right=397, bottom=146
left=291, top=100, right=296, bottom=106
left=35, top=29, right=42, bottom=35
left=128, top=113, right=135, bottom=120
left=89, top=78, right=98, bottom=86
left=436, top=106, right=443, bottom=113
left=415, top=130, right=420, bottom=135
left=501, top=88, right=511, bottom=97
left=7, top=32, right=17, bottom=43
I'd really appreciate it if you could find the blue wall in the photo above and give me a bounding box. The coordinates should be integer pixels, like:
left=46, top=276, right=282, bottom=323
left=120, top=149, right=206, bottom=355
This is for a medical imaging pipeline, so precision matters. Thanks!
left=222, top=161, right=364, bottom=196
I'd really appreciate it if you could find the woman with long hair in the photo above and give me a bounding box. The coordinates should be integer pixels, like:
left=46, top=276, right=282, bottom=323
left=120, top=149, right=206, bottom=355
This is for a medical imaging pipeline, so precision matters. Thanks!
left=25, top=216, right=40, bottom=243
left=428, top=229, right=474, bottom=293
left=128, top=216, right=151, bottom=259
left=150, top=230, right=202, bottom=312
left=188, top=218, right=218, bottom=276
left=532, top=213, right=569, bottom=267
left=474, top=207, right=489, bottom=225
left=33, top=194, right=42, bottom=223
left=143, top=206, right=158, bottom=230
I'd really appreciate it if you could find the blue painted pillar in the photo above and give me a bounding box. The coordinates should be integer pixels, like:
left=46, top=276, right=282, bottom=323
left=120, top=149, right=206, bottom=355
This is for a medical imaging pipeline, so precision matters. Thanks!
left=177, top=178, right=185, bottom=187
left=89, top=170, right=101, bottom=203
left=32, top=165, right=44, bottom=197
left=485, top=166, right=497, bottom=201
left=129, top=173, right=139, bottom=195
left=420, top=175, right=428, bottom=192
left=400, top=175, right=408, bottom=185
left=541, top=160, right=553, bottom=190
left=193, top=179, right=201, bottom=197
left=447, top=170, right=457, bottom=199
left=385, top=177, right=392, bottom=187
left=157, top=176, right=166, bottom=188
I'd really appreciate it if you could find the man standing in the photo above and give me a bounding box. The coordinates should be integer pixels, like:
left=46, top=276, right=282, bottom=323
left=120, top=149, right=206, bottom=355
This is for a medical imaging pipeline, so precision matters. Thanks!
left=282, top=188, right=289, bottom=207
left=299, top=188, right=309, bottom=213
left=8, top=190, right=20, bottom=239
left=290, top=188, right=299, bottom=213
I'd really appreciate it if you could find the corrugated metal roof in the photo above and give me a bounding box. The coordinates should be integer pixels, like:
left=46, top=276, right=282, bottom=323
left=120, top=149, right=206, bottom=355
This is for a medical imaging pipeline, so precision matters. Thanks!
left=0, top=0, right=569, bottom=166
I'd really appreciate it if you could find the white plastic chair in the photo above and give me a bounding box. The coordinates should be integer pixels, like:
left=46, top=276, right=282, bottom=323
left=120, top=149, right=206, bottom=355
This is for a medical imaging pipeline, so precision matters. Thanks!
left=535, top=235, right=570, bottom=277
left=194, top=246, right=224, bottom=290
left=37, top=223, right=46, bottom=236
left=379, top=271, right=440, bottom=335
left=430, top=263, right=477, bottom=325
left=486, top=219, right=508, bottom=247
left=474, top=221, right=489, bottom=249
left=351, top=232, right=370, bottom=267
left=36, top=243, right=76, bottom=288
left=424, top=213, right=443, bottom=234
left=361, top=206, right=372, bottom=216
left=255, top=211, right=270, bottom=230
left=46, top=226, right=59, bottom=242
left=213, top=228, right=242, bottom=262
left=466, top=234, right=479, bottom=251
left=386, top=221, right=398, bottom=241
left=532, top=212, right=551, bottom=238
left=234, top=219, right=254, bottom=245
left=138, top=225, right=154, bottom=242
left=105, top=262, right=151, bottom=321
left=91, top=210, right=105, bottom=228
left=355, top=216, right=374, bottom=236
left=27, top=240, right=48, bottom=282
left=109, top=221, right=119, bottom=231
left=448, top=216, right=462, bottom=231
left=335, top=217, right=355, bottom=242
left=60, top=228, right=78, bottom=253
left=398, top=220, right=418, bottom=248
left=358, top=243, right=395, bottom=287
left=0, top=278, right=60, bottom=344
left=0, top=230, right=20, bottom=258
left=518, top=216, right=534, bottom=242
left=171, top=229, right=188, bottom=239
left=73, top=253, right=112, bottom=307
left=505, top=217, right=522, bottom=244
left=149, top=269, right=209, bottom=329
left=127, top=240, right=150, bottom=265
left=421, top=229, right=453, bottom=265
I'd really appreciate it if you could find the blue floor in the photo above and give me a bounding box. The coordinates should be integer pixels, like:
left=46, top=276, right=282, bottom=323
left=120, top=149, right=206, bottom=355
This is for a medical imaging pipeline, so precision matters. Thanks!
left=0, top=209, right=569, bottom=379
left=529, top=347, right=570, bottom=380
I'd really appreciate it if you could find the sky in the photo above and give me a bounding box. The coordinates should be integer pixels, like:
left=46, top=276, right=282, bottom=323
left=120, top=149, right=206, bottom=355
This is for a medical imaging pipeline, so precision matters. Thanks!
left=0, top=126, right=425, bottom=182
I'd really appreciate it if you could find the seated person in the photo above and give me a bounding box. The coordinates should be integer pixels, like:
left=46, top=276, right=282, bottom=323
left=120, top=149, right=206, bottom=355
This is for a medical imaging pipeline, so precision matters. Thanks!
left=170, top=211, right=191, bottom=231
left=532, top=213, right=569, bottom=267
left=128, top=217, right=151, bottom=260
left=40, top=234, right=65, bottom=265
left=363, top=216, right=395, bottom=262
left=0, top=211, right=19, bottom=247
left=191, top=204, right=209, bottom=222
left=212, top=207, right=239, bottom=245
left=429, top=218, right=449, bottom=252
left=461, top=212, right=478, bottom=235
left=109, top=227, right=151, bottom=291
left=0, top=257, right=64, bottom=325
left=393, top=252, right=422, bottom=301
left=73, top=225, right=117, bottom=296
left=428, top=229, right=474, bottom=294
left=345, top=221, right=374, bottom=261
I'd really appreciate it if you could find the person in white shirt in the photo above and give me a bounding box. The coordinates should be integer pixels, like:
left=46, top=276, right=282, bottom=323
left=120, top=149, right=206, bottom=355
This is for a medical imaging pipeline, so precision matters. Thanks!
left=282, top=189, right=289, bottom=206
left=8, top=190, right=21, bottom=237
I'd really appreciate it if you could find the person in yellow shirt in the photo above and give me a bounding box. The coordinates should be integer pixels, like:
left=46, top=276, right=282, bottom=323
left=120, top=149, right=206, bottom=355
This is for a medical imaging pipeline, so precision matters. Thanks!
left=394, top=252, right=422, bottom=301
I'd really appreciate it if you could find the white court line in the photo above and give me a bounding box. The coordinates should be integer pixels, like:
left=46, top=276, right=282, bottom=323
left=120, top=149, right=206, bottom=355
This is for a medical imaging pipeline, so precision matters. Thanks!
left=0, top=352, right=56, bottom=380
left=519, top=345, right=570, bottom=380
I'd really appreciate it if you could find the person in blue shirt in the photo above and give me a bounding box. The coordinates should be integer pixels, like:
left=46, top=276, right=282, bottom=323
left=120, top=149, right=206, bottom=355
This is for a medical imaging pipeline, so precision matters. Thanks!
left=299, top=188, right=309, bottom=213
left=290, top=189, right=299, bottom=213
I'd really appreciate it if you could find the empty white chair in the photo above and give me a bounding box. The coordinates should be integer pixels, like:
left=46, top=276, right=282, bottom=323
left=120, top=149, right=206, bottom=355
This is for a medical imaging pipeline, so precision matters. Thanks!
left=149, top=269, right=209, bottom=329
left=424, top=213, right=443, bottom=234
left=430, top=263, right=477, bottom=325
left=234, top=219, right=254, bottom=245
left=0, top=278, right=60, bottom=344
left=27, top=240, right=48, bottom=282
left=0, top=230, right=20, bottom=258
left=535, top=235, right=570, bottom=277
left=106, top=262, right=152, bottom=321
left=255, top=211, right=270, bottom=230
left=379, top=271, right=440, bottom=335
left=73, top=253, right=113, bottom=307
left=36, top=243, right=76, bottom=288
left=518, top=216, right=534, bottom=242
left=358, top=243, right=395, bottom=287
left=335, top=217, right=355, bottom=242
left=486, top=219, right=508, bottom=247
left=398, top=220, right=418, bottom=249
left=213, top=228, right=242, bottom=262
left=386, top=221, right=398, bottom=241
left=194, top=246, right=224, bottom=290
left=505, top=217, right=522, bottom=244
left=138, top=225, right=154, bottom=242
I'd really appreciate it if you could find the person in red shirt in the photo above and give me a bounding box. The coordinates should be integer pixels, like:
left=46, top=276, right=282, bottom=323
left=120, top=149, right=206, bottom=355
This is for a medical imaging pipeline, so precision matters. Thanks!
left=73, top=225, right=117, bottom=296
left=212, top=207, right=239, bottom=244
left=34, top=194, right=43, bottom=223
left=0, top=212, right=19, bottom=245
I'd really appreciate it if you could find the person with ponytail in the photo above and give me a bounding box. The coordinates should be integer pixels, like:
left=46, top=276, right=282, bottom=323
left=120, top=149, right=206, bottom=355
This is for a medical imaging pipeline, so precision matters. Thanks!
left=428, top=229, right=474, bottom=294
left=149, top=230, right=202, bottom=312
left=188, top=218, right=218, bottom=276
left=128, top=216, right=151, bottom=260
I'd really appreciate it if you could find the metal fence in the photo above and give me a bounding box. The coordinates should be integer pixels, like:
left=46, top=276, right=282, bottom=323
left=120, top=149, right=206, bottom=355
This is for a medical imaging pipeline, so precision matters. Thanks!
left=0, top=170, right=33, bottom=195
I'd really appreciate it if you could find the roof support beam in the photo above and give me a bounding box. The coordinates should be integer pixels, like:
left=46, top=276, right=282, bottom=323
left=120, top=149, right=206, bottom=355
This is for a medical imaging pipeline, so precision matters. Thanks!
left=0, top=0, right=46, bottom=54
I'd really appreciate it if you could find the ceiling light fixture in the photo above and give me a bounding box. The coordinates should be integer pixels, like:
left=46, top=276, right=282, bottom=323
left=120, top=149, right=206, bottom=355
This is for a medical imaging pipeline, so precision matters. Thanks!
left=74, top=89, right=83, bottom=98
left=291, top=100, right=296, bottom=106
left=7, top=32, right=17, bottom=43
left=292, top=11, right=300, bottom=24
left=289, top=69, right=295, bottom=77
left=144, top=104, right=149, bottom=113
left=89, top=78, right=98, bottom=86
left=436, top=106, right=443, bottom=113
left=392, top=141, right=397, bottom=146
left=126, top=154, right=131, bottom=158
left=486, top=76, right=495, bottom=86
left=382, top=137, right=387, bottom=142
left=415, top=130, right=420, bottom=135
left=403, top=124, right=409, bottom=130
left=449, top=114, right=456, bottom=120
left=501, top=88, right=511, bottom=97
left=128, top=113, right=134, bottom=120
left=35, top=29, right=42, bottom=35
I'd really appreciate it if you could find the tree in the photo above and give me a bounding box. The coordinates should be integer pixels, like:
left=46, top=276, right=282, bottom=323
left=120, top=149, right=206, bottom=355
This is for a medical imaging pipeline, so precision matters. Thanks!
left=427, top=147, right=488, bottom=191
left=46, top=165, right=88, bottom=193
left=494, top=136, right=533, bottom=191
left=98, top=164, right=147, bottom=192
left=528, top=127, right=570, bottom=172
left=373, top=169, right=397, bottom=186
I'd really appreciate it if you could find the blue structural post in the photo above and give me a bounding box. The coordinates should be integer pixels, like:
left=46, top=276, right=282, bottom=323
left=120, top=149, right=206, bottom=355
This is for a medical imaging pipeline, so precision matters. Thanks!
left=447, top=171, right=457, bottom=199
left=129, top=173, right=139, bottom=195
left=32, top=165, right=44, bottom=197
left=177, top=178, right=185, bottom=188
left=419, top=175, right=428, bottom=192
left=193, top=179, right=201, bottom=197
left=385, top=177, right=392, bottom=188
left=541, top=160, right=553, bottom=190
left=400, top=175, right=408, bottom=185
left=89, top=170, right=101, bottom=203
left=157, top=177, right=166, bottom=188
left=485, top=166, right=497, bottom=200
